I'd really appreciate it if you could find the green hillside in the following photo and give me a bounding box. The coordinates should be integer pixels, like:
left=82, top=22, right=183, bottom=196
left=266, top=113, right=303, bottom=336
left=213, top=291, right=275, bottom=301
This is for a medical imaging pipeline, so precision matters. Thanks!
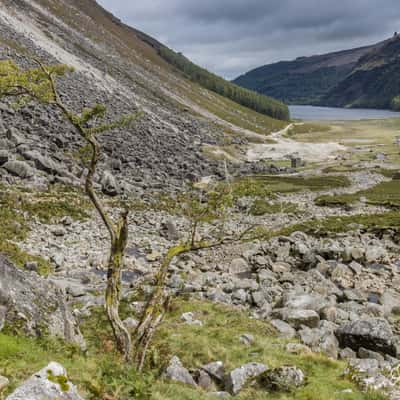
left=158, top=47, right=290, bottom=121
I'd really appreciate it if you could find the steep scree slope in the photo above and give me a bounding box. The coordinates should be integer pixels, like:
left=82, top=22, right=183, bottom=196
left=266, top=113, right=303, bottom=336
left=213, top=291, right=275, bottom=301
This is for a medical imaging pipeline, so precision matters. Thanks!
left=0, top=0, right=285, bottom=191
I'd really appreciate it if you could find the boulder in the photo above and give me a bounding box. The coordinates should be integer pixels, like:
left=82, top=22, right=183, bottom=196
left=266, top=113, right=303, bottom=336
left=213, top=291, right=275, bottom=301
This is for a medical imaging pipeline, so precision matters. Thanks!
left=283, top=293, right=330, bottom=313
left=160, top=220, right=180, bottom=241
left=123, top=317, right=139, bottom=333
left=6, top=362, right=83, bottom=400
left=193, top=369, right=216, bottom=391
left=6, top=127, right=24, bottom=146
left=0, top=149, right=8, bottom=166
left=230, top=258, right=251, bottom=274
left=336, top=318, right=396, bottom=356
left=0, top=256, right=85, bottom=349
left=101, top=171, right=119, bottom=196
left=201, top=361, right=225, bottom=382
left=284, top=309, right=320, bottom=329
left=365, top=247, right=387, bottom=263
left=260, top=366, right=305, bottom=392
left=224, top=362, right=268, bottom=395
left=164, top=356, right=197, bottom=387
left=270, top=319, right=296, bottom=339
left=331, top=263, right=354, bottom=289
left=22, top=151, right=59, bottom=175
left=299, top=326, right=339, bottom=359
left=181, top=312, right=203, bottom=326
left=3, top=160, right=34, bottom=178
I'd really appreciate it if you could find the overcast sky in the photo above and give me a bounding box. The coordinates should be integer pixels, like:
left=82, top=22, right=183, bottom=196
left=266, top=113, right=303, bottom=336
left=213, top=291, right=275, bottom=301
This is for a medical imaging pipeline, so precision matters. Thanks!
left=97, top=0, right=400, bottom=79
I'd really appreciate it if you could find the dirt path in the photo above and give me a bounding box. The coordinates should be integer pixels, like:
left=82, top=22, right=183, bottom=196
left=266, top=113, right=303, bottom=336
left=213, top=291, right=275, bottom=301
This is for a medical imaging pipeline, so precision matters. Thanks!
left=246, top=123, right=347, bottom=162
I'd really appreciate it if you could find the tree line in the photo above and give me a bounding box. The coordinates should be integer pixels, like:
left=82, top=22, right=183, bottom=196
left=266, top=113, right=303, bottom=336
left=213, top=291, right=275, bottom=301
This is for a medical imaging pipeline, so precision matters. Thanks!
left=158, top=47, right=290, bottom=121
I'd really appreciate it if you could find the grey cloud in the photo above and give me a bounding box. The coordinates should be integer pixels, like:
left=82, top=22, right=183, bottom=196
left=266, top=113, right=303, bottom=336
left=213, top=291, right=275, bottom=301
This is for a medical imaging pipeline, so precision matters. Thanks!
left=97, top=0, right=400, bottom=78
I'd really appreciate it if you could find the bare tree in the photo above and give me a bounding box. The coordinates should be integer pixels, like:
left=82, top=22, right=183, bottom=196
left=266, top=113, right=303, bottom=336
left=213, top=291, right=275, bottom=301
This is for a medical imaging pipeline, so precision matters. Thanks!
left=0, top=59, right=140, bottom=361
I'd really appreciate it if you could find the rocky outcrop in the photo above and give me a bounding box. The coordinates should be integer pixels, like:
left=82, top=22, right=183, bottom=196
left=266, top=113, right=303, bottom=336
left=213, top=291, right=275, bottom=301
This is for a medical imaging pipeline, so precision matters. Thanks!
left=164, top=356, right=197, bottom=387
left=336, top=318, right=397, bottom=356
left=3, top=160, right=34, bottom=179
left=6, top=362, right=83, bottom=400
left=224, top=362, right=268, bottom=395
left=0, top=256, right=85, bottom=349
left=260, top=366, right=305, bottom=392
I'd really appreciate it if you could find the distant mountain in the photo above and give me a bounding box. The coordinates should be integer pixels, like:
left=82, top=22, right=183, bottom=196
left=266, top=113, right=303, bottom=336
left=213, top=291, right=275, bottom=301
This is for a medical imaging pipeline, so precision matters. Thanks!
left=322, top=36, right=400, bottom=109
left=233, top=37, right=400, bottom=110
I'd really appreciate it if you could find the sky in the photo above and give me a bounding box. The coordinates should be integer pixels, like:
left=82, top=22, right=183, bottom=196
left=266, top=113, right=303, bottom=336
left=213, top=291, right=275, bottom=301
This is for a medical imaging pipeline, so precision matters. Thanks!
left=97, top=0, right=400, bottom=79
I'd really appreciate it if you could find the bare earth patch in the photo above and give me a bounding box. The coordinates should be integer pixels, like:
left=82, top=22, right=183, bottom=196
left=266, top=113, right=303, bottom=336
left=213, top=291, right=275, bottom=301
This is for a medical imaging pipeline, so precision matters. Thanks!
left=246, top=124, right=347, bottom=162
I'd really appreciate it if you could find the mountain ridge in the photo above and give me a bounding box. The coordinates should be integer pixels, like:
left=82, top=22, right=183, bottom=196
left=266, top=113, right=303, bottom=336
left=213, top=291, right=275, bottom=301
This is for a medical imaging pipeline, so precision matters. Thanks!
left=234, top=36, right=399, bottom=109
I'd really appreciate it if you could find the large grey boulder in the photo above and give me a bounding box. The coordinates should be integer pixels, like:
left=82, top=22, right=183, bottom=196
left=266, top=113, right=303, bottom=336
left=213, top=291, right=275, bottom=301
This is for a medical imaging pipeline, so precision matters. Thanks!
left=101, top=171, right=119, bottom=196
left=336, top=318, right=396, bottom=356
left=6, top=362, right=83, bottom=400
left=0, top=150, right=8, bottom=166
left=284, top=309, right=320, bottom=329
left=6, top=127, right=25, bottom=146
left=201, top=361, right=225, bottom=382
left=224, top=362, right=268, bottom=395
left=270, top=319, right=296, bottom=339
left=0, top=256, right=85, bottom=349
left=282, top=293, right=331, bottom=313
left=260, top=366, right=305, bottom=392
left=22, top=150, right=59, bottom=175
left=3, top=160, right=34, bottom=178
left=299, top=326, right=339, bottom=359
left=164, top=356, right=197, bottom=387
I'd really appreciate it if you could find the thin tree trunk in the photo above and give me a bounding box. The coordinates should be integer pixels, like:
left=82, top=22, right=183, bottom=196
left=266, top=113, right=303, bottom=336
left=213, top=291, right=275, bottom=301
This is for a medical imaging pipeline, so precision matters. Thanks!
left=134, top=245, right=188, bottom=369
left=104, top=210, right=131, bottom=361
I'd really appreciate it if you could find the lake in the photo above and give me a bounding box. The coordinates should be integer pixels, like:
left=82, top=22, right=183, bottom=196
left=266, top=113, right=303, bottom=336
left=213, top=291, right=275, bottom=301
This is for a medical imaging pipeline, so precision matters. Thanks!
left=289, top=105, right=400, bottom=121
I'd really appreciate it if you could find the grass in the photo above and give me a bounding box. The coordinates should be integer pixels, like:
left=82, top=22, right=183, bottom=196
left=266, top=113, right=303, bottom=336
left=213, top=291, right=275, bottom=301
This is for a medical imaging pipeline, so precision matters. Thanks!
left=250, top=200, right=299, bottom=216
left=0, top=298, right=387, bottom=400
left=0, top=184, right=90, bottom=275
left=276, top=211, right=400, bottom=238
left=315, top=180, right=400, bottom=208
left=286, top=123, right=331, bottom=136
left=232, top=175, right=351, bottom=199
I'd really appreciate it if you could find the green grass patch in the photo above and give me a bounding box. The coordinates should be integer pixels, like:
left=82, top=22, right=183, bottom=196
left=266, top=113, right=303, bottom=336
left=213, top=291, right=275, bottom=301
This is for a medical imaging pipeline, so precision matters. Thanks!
left=250, top=200, right=299, bottom=216
left=287, top=123, right=331, bottom=136
left=322, top=165, right=363, bottom=174
left=315, top=181, right=400, bottom=208
left=0, top=299, right=386, bottom=400
left=233, top=175, right=351, bottom=199
left=276, top=211, right=400, bottom=238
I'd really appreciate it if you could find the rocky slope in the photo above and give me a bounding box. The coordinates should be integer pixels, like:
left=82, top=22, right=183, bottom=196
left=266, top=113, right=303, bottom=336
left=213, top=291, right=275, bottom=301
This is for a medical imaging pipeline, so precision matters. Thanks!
left=0, top=0, right=288, bottom=195
left=234, top=36, right=399, bottom=109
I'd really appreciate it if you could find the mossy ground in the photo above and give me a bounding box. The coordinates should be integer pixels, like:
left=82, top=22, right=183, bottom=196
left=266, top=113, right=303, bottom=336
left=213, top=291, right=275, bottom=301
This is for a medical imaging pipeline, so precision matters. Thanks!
left=0, top=299, right=386, bottom=400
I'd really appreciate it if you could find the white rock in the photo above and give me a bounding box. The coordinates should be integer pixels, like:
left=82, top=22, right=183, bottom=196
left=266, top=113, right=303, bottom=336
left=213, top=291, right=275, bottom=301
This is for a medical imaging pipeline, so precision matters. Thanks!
left=6, top=362, right=83, bottom=400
